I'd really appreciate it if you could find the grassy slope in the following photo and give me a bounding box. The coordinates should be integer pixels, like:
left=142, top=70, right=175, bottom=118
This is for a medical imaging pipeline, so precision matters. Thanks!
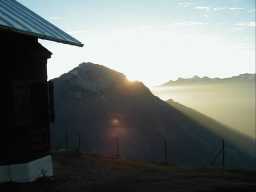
left=1, top=152, right=256, bottom=192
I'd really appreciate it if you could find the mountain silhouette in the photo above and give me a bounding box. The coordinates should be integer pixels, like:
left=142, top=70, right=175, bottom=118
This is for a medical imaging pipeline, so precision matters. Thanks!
left=51, top=63, right=255, bottom=169
left=161, top=73, right=256, bottom=86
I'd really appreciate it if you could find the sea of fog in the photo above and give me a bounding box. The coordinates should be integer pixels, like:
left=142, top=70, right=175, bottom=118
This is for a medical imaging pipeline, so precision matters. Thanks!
left=151, top=82, right=256, bottom=140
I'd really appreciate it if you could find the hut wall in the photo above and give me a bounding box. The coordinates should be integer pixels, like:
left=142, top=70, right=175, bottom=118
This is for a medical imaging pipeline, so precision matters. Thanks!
left=1, top=30, right=52, bottom=166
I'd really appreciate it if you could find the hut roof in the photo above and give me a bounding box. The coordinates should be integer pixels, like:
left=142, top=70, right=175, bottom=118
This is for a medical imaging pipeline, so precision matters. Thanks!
left=0, top=0, right=83, bottom=47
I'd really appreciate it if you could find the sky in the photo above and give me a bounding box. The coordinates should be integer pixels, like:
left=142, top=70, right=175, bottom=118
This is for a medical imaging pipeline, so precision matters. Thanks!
left=19, top=0, right=255, bottom=86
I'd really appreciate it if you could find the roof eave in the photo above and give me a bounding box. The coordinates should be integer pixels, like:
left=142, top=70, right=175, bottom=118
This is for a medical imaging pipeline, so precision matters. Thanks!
left=0, top=25, right=84, bottom=47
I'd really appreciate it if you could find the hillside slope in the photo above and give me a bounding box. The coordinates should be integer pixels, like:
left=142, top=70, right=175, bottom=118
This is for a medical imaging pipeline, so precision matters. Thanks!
left=167, top=99, right=255, bottom=163
left=51, top=63, right=255, bottom=169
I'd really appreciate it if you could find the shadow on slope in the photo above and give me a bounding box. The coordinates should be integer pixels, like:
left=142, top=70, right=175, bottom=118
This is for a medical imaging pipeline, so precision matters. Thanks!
left=167, top=99, right=256, bottom=168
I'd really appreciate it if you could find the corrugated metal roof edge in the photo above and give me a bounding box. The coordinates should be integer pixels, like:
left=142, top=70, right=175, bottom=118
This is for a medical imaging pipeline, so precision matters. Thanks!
left=0, top=24, right=84, bottom=47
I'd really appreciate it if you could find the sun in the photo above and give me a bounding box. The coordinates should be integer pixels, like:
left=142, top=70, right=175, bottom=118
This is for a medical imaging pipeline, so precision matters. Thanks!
left=126, top=77, right=137, bottom=83
left=126, top=74, right=138, bottom=83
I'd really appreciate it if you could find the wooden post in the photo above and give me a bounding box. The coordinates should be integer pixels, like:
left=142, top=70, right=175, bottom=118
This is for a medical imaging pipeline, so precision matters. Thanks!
left=254, top=91, right=256, bottom=158
left=222, top=139, right=225, bottom=169
left=115, top=137, right=120, bottom=159
left=65, top=127, right=68, bottom=150
left=164, top=138, right=168, bottom=163
left=77, top=132, right=81, bottom=153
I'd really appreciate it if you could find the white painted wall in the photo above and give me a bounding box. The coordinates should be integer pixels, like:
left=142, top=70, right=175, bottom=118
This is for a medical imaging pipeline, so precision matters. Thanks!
left=0, top=155, right=53, bottom=183
left=0, top=165, right=9, bottom=183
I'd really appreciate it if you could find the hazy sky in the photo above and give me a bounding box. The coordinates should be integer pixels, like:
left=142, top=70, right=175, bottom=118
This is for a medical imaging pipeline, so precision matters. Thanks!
left=19, top=0, right=255, bottom=86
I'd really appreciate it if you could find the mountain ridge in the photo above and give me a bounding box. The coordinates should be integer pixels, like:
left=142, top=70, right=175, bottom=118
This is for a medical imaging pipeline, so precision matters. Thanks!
left=161, top=73, right=256, bottom=86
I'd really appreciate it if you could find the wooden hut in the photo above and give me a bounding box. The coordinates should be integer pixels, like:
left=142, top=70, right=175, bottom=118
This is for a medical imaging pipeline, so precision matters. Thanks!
left=0, top=0, right=83, bottom=183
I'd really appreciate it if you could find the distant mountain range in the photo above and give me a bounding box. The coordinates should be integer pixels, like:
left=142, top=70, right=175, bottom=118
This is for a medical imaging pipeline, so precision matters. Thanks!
left=51, top=63, right=255, bottom=169
left=161, top=73, right=256, bottom=86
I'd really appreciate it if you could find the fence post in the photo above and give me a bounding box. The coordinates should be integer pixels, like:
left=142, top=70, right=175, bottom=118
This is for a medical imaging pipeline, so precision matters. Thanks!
left=222, top=139, right=225, bottom=169
left=115, top=136, right=120, bottom=159
left=65, top=127, right=68, bottom=150
left=77, top=132, right=81, bottom=153
left=164, top=139, right=167, bottom=163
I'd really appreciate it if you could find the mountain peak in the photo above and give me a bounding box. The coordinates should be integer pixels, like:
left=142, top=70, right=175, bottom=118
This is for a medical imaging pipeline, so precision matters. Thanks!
left=55, top=62, right=153, bottom=97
